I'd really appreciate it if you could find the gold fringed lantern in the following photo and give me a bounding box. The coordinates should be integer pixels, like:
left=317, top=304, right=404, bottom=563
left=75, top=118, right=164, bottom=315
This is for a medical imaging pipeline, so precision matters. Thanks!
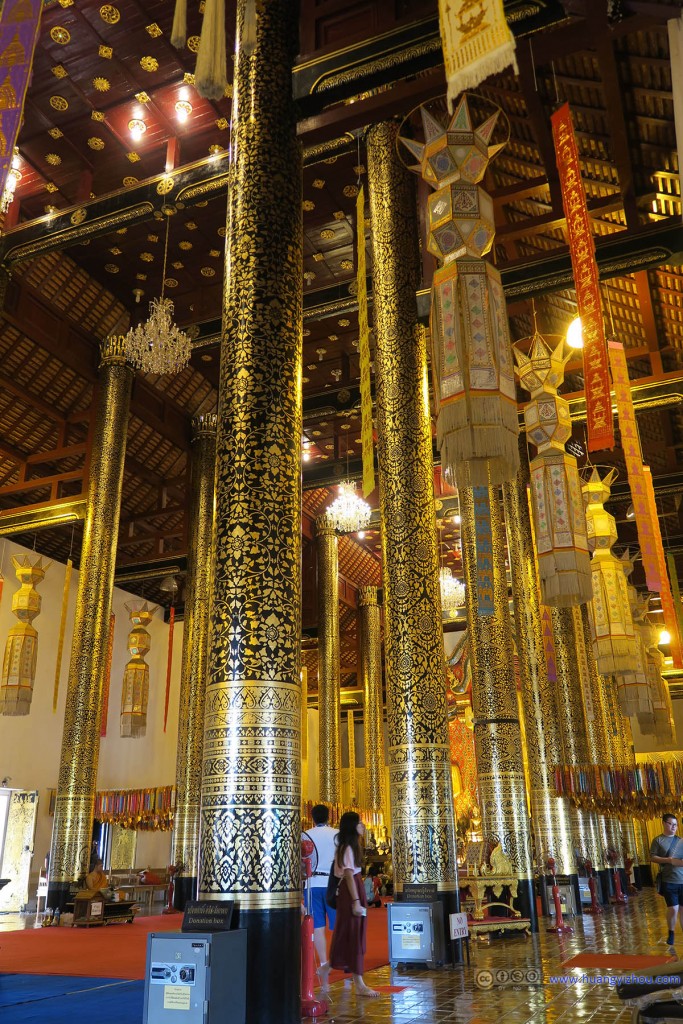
left=622, top=553, right=655, bottom=735
left=0, top=556, right=51, bottom=716
left=514, top=331, right=592, bottom=607
left=120, top=601, right=155, bottom=738
left=400, top=96, right=518, bottom=487
left=640, top=618, right=676, bottom=746
left=582, top=470, right=646, bottom=716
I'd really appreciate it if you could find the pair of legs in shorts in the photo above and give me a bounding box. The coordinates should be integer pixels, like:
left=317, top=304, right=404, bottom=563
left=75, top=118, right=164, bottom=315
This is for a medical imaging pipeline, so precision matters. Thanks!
left=311, top=888, right=335, bottom=989
left=661, top=882, right=683, bottom=944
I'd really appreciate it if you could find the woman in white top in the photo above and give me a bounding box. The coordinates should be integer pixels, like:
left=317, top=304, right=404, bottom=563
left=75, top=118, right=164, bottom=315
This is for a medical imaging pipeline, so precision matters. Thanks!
left=328, top=811, right=379, bottom=998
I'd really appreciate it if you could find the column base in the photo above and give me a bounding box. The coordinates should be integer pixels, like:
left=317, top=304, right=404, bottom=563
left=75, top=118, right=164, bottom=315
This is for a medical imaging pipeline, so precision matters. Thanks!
left=233, top=906, right=300, bottom=1024
left=514, top=878, right=539, bottom=933
left=46, top=881, right=72, bottom=913
left=174, top=876, right=197, bottom=911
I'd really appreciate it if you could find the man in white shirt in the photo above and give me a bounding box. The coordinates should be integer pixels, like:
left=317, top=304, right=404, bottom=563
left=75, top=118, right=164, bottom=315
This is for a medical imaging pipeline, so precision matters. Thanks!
left=304, top=804, right=338, bottom=990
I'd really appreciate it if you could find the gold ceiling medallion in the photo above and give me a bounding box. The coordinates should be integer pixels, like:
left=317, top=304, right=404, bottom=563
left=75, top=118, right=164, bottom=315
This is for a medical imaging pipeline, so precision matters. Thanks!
left=48, top=127, right=63, bottom=139
left=187, top=35, right=200, bottom=52
left=126, top=152, right=140, bottom=162
left=183, top=72, right=195, bottom=85
left=104, top=263, right=119, bottom=273
left=135, top=273, right=146, bottom=280
left=185, top=221, right=197, bottom=231
left=172, top=261, right=183, bottom=269
left=313, top=253, right=324, bottom=262
left=99, top=5, right=120, bottom=24
left=147, top=233, right=159, bottom=242
left=88, top=137, right=104, bottom=150
left=122, top=176, right=138, bottom=186
left=217, top=226, right=226, bottom=237
left=320, top=229, right=335, bottom=239
left=109, top=246, right=122, bottom=255
left=146, top=23, right=162, bottom=37
left=340, top=259, right=353, bottom=270
left=45, top=153, right=61, bottom=166
left=179, top=240, right=192, bottom=250
left=343, top=184, right=359, bottom=197
left=200, top=267, right=215, bottom=277
left=49, top=96, right=68, bottom=111
left=156, top=176, right=175, bottom=195
left=51, top=65, right=67, bottom=78
left=98, top=45, right=113, bottom=59
left=135, top=91, right=150, bottom=104
left=333, top=211, right=345, bottom=220
left=209, top=249, right=220, bottom=257
left=45, top=182, right=58, bottom=193
left=91, top=111, right=104, bottom=121
left=92, top=77, right=110, bottom=91
left=312, top=179, right=325, bottom=189
left=70, top=208, right=86, bottom=225
left=164, top=278, right=178, bottom=288
left=302, top=200, right=314, bottom=211
left=140, top=252, right=154, bottom=262
left=57, top=0, right=74, bottom=6
left=50, top=27, right=71, bottom=44
left=215, top=117, right=228, bottom=130
left=140, top=56, right=158, bottom=72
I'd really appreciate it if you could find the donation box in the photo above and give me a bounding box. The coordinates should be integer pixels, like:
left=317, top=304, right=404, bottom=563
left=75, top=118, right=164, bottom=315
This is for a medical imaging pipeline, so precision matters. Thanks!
left=143, top=930, right=246, bottom=1024
left=387, top=901, right=446, bottom=968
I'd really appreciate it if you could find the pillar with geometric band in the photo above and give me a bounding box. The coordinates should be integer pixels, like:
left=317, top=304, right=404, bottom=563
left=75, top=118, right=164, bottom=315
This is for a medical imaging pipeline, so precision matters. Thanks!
left=358, top=586, right=385, bottom=814
left=316, top=513, right=341, bottom=805
left=198, top=2, right=303, bottom=1021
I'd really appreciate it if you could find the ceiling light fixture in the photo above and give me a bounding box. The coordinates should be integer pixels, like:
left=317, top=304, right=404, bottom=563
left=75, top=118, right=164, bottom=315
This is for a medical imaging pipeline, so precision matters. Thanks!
left=175, top=100, right=192, bottom=124
left=0, top=149, right=21, bottom=213
left=439, top=567, right=465, bottom=616
left=626, top=503, right=635, bottom=519
left=659, top=628, right=671, bottom=646
left=124, top=212, right=192, bottom=375
left=566, top=315, right=583, bottom=349
left=128, top=118, right=146, bottom=142
left=326, top=481, right=372, bottom=535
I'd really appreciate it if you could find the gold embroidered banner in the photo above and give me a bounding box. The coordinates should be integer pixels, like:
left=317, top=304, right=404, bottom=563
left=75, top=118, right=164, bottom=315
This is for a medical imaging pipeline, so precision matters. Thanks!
left=438, top=0, right=518, bottom=109
left=357, top=186, right=375, bottom=498
left=645, top=469, right=682, bottom=669
left=551, top=103, right=614, bottom=453
left=52, top=558, right=72, bottom=712
left=667, top=553, right=683, bottom=649
left=608, top=341, right=660, bottom=589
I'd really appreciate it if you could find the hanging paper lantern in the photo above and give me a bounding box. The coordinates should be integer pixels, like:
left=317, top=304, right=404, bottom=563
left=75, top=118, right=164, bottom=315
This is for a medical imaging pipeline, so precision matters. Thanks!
left=400, top=95, right=518, bottom=488
left=514, top=330, right=592, bottom=607
left=120, top=602, right=155, bottom=738
left=582, top=470, right=647, bottom=716
left=0, top=556, right=51, bottom=715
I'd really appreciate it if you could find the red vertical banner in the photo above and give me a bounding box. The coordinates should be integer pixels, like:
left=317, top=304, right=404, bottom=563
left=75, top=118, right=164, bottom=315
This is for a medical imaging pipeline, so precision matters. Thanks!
left=163, top=606, right=175, bottom=732
left=551, top=103, right=614, bottom=452
left=100, top=612, right=115, bottom=737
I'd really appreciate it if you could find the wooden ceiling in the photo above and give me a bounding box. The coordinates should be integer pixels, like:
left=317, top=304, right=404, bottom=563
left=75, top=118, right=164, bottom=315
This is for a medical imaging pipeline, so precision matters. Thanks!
left=0, top=0, right=682, bottom=695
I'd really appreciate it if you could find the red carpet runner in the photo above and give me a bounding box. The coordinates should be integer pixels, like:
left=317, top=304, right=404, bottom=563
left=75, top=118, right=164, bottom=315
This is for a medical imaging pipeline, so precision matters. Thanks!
left=0, top=908, right=389, bottom=982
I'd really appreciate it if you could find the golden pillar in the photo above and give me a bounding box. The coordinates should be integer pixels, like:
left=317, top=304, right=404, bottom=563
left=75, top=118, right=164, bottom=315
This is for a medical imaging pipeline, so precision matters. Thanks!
left=48, top=336, right=134, bottom=909
left=551, top=607, right=607, bottom=896
left=358, top=585, right=385, bottom=813
left=316, top=513, right=341, bottom=804
left=460, top=484, right=536, bottom=922
left=502, top=448, right=575, bottom=881
left=198, top=2, right=302, bottom=1020
left=173, top=413, right=216, bottom=909
left=367, top=121, right=457, bottom=903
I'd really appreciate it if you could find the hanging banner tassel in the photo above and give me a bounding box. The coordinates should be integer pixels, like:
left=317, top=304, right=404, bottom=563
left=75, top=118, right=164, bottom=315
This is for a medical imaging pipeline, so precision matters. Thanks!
left=356, top=186, right=375, bottom=498
left=195, top=0, right=227, bottom=100
left=163, top=606, right=175, bottom=732
left=100, top=612, right=115, bottom=737
left=170, top=0, right=187, bottom=49
left=52, top=558, right=73, bottom=712
left=438, top=0, right=517, bottom=111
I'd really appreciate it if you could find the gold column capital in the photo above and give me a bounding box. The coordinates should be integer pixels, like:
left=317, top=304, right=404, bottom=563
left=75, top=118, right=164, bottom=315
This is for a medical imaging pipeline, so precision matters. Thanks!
left=358, top=585, right=379, bottom=607
left=191, top=413, right=218, bottom=440
left=316, top=512, right=337, bottom=536
left=99, top=334, right=131, bottom=367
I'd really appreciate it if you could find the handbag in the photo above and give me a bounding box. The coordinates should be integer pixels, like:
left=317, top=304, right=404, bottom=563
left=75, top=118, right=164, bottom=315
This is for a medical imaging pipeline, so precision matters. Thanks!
left=325, top=861, right=340, bottom=910
left=656, top=836, right=678, bottom=894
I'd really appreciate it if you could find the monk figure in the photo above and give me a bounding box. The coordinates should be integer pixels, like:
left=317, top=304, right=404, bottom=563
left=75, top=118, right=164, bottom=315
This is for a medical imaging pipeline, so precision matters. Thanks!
left=85, top=858, right=109, bottom=893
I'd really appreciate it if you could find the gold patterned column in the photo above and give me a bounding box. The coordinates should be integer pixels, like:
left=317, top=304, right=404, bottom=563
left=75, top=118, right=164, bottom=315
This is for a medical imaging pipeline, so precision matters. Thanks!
left=316, top=513, right=341, bottom=804
left=358, top=585, right=385, bottom=814
left=460, top=484, right=536, bottom=923
left=48, top=336, right=134, bottom=910
left=347, top=709, right=356, bottom=802
left=198, top=3, right=302, bottom=1021
left=173, top=414, right=216, bottom=910
left=367, top=121, right=458, bottom=906
left=551, top=606, right=606, bottom=896
left=502, top=446, right=575, bottom=881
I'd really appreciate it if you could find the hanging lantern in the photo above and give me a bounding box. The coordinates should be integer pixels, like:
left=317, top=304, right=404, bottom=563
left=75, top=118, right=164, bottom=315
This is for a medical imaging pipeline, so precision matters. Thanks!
left=514, top=330, right=592, bottom=607
left=326, top=480, right=372, bottom=535
left=622, top=566, right=655, bottom=735
left=582, top=470, right=646, bottom=716
left=439, top=567, right=465, bottom=616
left=400, top=95, right=518, bottom=488
left=0, top=556, right=51, bottom=715
left=640, top=618, right=676, bottom=747
left=120, top=601, right=155, bottom=738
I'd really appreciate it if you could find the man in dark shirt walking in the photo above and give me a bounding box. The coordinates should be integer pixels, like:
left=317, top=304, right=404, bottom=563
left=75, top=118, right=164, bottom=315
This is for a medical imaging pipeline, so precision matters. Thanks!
left=651, top=813, right=683, bottom=946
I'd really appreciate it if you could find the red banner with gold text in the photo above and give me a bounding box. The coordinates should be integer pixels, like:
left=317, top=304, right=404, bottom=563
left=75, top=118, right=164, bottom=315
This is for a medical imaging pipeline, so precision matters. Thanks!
left=551, top=103, right=614, bottom=452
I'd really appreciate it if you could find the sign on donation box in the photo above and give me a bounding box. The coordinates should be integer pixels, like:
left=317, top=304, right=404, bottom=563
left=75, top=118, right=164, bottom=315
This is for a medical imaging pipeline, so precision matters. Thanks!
left=449, top=912, right=469, bottom=940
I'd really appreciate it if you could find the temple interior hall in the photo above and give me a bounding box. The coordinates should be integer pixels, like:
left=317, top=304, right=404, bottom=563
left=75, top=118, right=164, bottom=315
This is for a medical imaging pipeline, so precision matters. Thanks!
left=2, top=0, right=683, bottom=1022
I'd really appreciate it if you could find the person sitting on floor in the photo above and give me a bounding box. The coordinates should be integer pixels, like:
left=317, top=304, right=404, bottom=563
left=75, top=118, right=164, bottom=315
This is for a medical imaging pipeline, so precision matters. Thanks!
left=85, top=859, right=109, bottom=893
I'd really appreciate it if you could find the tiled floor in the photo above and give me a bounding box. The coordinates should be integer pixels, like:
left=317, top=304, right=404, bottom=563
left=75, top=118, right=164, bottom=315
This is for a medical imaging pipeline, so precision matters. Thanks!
left=320, top=889, right=681, bottom=1023
left=1, top=889, right=679, bottom=1022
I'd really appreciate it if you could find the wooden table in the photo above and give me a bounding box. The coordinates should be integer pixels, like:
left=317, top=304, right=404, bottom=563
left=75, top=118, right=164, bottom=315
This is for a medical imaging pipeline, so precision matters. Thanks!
left=116, top=883, right=167, bottom=915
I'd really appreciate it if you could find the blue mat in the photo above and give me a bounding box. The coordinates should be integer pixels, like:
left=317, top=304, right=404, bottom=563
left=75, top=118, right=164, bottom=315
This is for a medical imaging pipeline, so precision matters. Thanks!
left=0, top=974, right=143, bottom=1022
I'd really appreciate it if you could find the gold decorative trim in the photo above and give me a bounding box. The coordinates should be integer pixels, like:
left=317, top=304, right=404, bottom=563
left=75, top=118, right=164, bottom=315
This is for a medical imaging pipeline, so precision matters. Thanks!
left=0, top=499, right=87, bottom=537
left=4, top=203, right=155, bottom=263
left=176, top=175, right=231, bottom=203
left=314, top=37, right=441, bottom=93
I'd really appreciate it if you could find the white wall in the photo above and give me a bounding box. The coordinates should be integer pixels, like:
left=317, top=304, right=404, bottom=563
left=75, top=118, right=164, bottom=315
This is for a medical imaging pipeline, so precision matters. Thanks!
left=0, top=538, right=183, bottom=887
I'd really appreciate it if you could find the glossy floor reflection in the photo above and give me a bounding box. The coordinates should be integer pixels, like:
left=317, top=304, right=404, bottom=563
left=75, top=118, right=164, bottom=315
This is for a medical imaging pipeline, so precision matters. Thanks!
left=319, top=889, right=675, bottom=1023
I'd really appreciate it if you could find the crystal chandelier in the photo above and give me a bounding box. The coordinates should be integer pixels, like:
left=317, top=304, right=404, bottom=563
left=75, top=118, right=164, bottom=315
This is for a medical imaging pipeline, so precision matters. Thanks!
left=326, top=480, right=372, bottom=534
left=440, top=567, right=465, bottom=616
left=124, top=213, right=192, bottom=375
left=1, top=151, right=21, bottom=214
